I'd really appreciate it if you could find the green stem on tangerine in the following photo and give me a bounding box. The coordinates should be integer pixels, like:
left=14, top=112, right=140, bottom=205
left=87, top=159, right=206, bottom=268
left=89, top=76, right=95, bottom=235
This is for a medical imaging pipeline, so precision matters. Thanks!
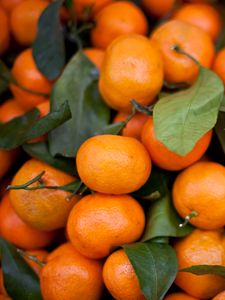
left=6, top=171, right=46, bottom=191
left=172, top=45, right=201, bottom=67
left=7, top=171, right=87, bottom=200
left=179, top=211, right=198, bottom=228
left=17, top=249, right=45, bottom=267
left=130, top=99, right=154, bottom=116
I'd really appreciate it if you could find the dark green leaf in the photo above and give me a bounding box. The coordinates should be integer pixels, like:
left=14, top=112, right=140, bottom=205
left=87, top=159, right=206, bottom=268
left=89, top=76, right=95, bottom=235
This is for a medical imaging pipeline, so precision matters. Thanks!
left=0, top=60, right=15, bottom=95
left=154, top=67, right=224, bottom=155
left=33, top=0, right=65, bottom=80
left=49, top=51, right=110, bottom=157
left=215, top=112, right=225, bottom=154
left=96, top=122, right=125, bottom=135
left=132, top=168, right=168, bottom=200
left=0, top=238, right=42, bottom=300
left=220, top=95, right=225, bottom=112
left=124, top=242, right=178, bottom=300
left=0, top=101, right=71, bottom=150
left=181, top=265, right=225, bottom=277
left=23, top=141, right=77, bottom=175
left=65, top=0, right=73, bottom=9
left=142, top=194, right=193, bottom=241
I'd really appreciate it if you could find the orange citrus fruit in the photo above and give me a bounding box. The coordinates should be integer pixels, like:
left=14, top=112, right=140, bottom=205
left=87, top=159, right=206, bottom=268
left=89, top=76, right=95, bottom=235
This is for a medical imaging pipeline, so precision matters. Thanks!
left=113, top=112, right=149, bottom=141
left=213, top=48, right=225, bottom=86
left=40, top=249, right=103, bottom=300
left=164, top=293, right=199, bottom=300
left=174, top=229, right=225, bottom=299
left=9, top=159, right=79, bottom=231
left=10, top=0, right=49, bottom=46
left=213, top=291, right=225, bottom=300
left=83, top=48, right=105, bottom=70
left=141, top=117, right=212, bottom=171
left=76, top=134, right=151, bottom=194
left=0, top=193, right=56, bottom=249
left=141, top=0, right=175, bottom=18
left=103, top=249, right=146, bottom=300
left=72, top=0, right=113, bottom=20
left=47, top=242, right=76, bottom=262
left=173, top=161, right=225, bottom=230
left=10, top=48, right=53, bottom=111
left=151, top=20, right=215, bottom=83
left=0, top=150, right=18, bottom=181
left=99, top=34, right=164, bottom=112
left=0, top=99, right=25, bottom=123
left=91, top=1, right=148, bottom=49
left=67, top=193, right=145, bottom=259
left=172, top=3, right=222, bottom=41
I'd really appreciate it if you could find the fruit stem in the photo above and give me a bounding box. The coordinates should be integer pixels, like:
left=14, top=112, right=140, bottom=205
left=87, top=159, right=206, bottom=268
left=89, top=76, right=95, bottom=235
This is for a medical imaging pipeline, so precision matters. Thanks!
left=7, top=171, right=85, bottom=200
left=6, top=171, right=46, bottom=191
left=172, top=45, right=201, bottom=67
left=130, top=99, right=154, bottom=116
left=179, top=211, right=198, bottom=228
left=17, top=249, right=45, bottom=267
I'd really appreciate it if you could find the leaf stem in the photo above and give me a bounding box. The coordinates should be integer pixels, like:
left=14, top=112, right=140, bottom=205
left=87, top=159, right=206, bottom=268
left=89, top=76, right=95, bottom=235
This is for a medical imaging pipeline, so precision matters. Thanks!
left=17, top=249, right=45, bottom=267
left=172, top=45, right=201, bottom=67
left=130, top=99, right=154, bottom=116
left=6, top=171, right=46, bottom=191
left=179, top=211, right=198, bottom=228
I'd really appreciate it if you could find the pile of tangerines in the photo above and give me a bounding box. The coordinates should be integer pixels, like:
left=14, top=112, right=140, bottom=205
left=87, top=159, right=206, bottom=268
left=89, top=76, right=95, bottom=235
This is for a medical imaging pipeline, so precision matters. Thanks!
left=0, top=0, right=225, bottom=299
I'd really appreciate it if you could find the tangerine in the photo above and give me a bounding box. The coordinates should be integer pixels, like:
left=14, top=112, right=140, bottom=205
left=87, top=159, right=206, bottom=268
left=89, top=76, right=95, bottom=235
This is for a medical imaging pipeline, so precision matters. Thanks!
left=151, top=20, right=215, bottom=83
left=67, top=193, right=145, bottom=259
left=174, top=229, right=225, bottom=299
left=141, top=117, right=212, bottom=171
left=91, top=1, right=148, bottom=49
left=99, top=34, right=164, bottom=112
left=173, top=161, right=225, bottom=230
left=103, top=249, right=146, bottom=300
left=9, top=159, right=79, bottom=231
left=76, top=134, right=151, bottom=194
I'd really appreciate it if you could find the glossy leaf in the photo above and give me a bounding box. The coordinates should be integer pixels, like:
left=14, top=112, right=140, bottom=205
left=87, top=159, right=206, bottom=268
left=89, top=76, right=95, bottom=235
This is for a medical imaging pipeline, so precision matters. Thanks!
left=23, top=141, right=77, bottom=175
left=33, top=0, right=65, bottom=80
left=181, top=265, right=225, bottom=277
left=0, top=238, right=42, bottom=300
left=49, top=51, right=110, bottom=157
left=0, top=101, right=71, bottom=149
left=0, top=60, right=15, bottom=95
left=124, top=242, right=178, bottom=300
left=96, top=122, right=125, bottom=135
left=142, top=195, right=193, bottom=241
left=154, top=67, right=224, bottom=155
left=132, top=168, right=168, bottom=201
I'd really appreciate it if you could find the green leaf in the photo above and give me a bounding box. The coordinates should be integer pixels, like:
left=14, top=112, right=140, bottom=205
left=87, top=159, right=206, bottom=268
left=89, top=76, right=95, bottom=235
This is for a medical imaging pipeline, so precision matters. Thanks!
left=23, top=141, right=77, bottom=175
left=220, top=95, right=225, bottom=113
left=33, top=0, right=65, bottom=80
left=0, top=101, right=71, bottom=150
left=96, top=122, right=125, bottom=135
left=0, top=238, right=42, bottom=300
left=215, top=112, right=225, bottom=154
left=132, top=168, right=168, bottom=201
left=181, top=265, right=225, bottom=278
left=0, top=60, right=15, bottom=95
left=154, top=67, right=224, bottom=155
left=124, top=242, right=178, bottom=300
left=49, top=51, right=110, bottom=157
left=142, top=194, right=193, bottom=241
